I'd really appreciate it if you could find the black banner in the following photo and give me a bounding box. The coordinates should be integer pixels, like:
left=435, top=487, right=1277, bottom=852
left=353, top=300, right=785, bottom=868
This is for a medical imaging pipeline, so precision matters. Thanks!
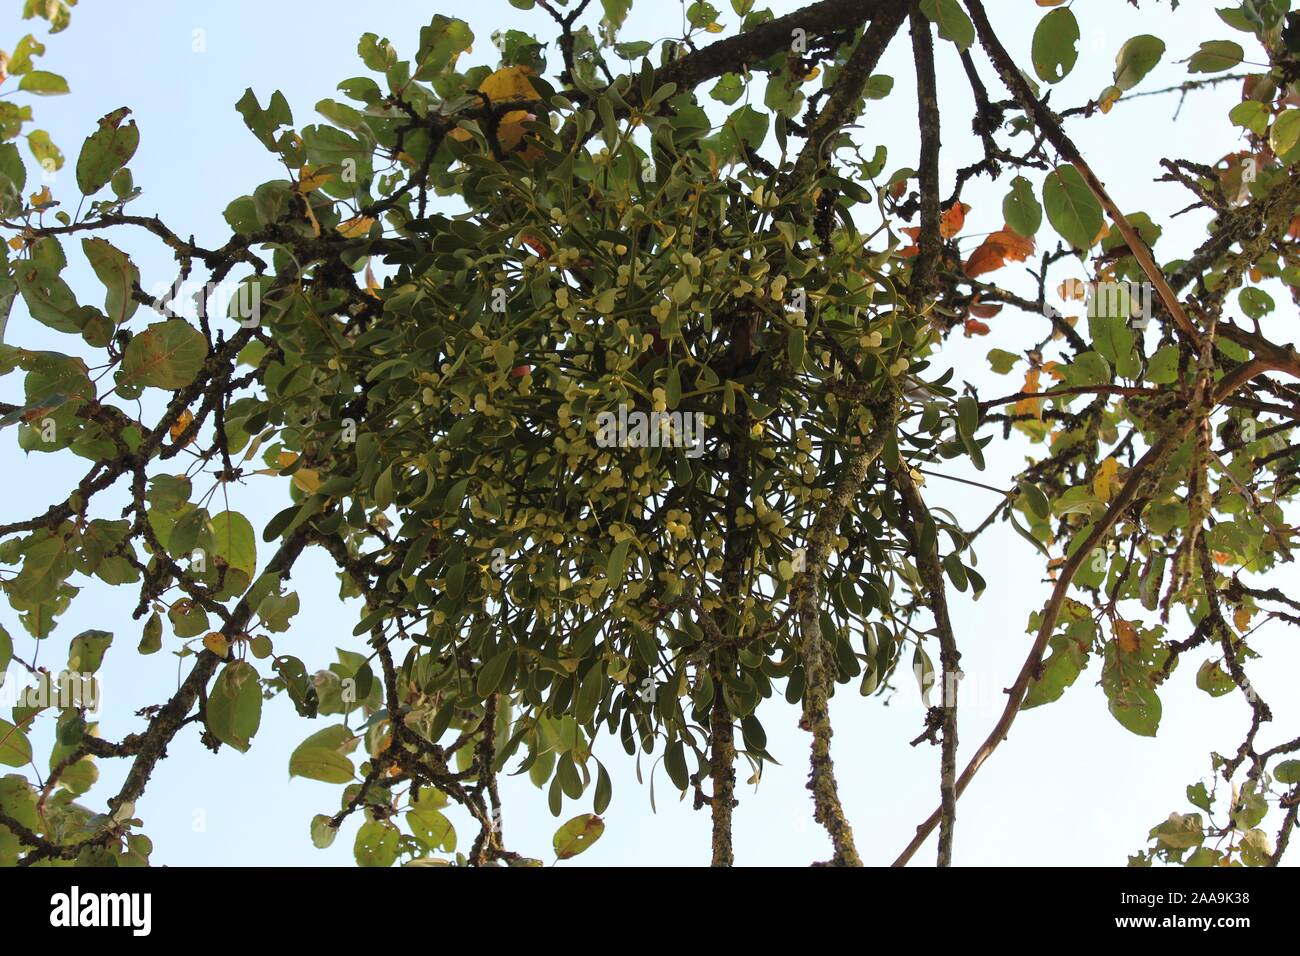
left=3, top=864, right=1292, bottom=943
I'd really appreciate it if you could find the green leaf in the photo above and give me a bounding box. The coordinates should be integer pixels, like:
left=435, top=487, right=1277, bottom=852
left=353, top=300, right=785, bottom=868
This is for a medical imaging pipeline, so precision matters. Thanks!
left=1151, top=812, right=1204, bottom=850
left=476, top=649, right=513, bottom=697
left=120, top=320, right=209, bottom=390
left=607, top=539, right=631, bottom=584
left=864, top=74, right=894, bottom=100
left=255, top=590, right=299, bottom=634
left=235, top=88, right=293, bottom=153
left=76, top=107, right=139, bottom=195
left=68, top=629, right=112, bottom=673
left=289, top=746, right=355, bottom=783
left=1043, top=165, right=1103, bottom=251
left=727, top=104, right=768, bottom=149
left=1146, top=344, right=1180, bottom=385
left=1088, top=310, right=1135, bottom=371
left=1003, top=175, right=1042, bottom=238
left=409, top=806, right=455, bottom=851
left=442, top=476, right=470, bottom=514
left=1102, top=639, right=1162, bottom=736
left=1275, top=760, right=1300, bottom=785
left=414, top=15, right=474, bottom=81
left=0, top=718, right=33, bottom=767
left=138, top=611, right=162, bottom=655
left=8, top=34, right=46, bottom=75
left=1239, top=287, right=1274, bottom=320
left=354, top=820, right=398, bottom=867
left=919, top=0, right=974, bottom=51
left=1187, top=781, right=1213, bottom=812
left=1032, top=8, right=1080, bottom=83
left=594, top=762, right=612, bottom=814
left=1018, top=481, right=1051, bottom=520
left=1195, top=659, right=1235, bottom=697
left=1022, top=633, right=1088, bottom=709
left=710, top=73, right=743, bottom=105
left=600, top=0, right=630, bottom=29
left=81, top=238, right=139, bottom=326
left=1113, top=35, right=1165, bottom=91
left=27, top=129, right=63, bottom=172
left=18, top=70, right=69, bottom=95
left=1229, top=100, right=1269, bottom=136
left=0, top=142, right=26, bottom=197
left=14, top=261, right=85, bottom=334
left=788, top=327, right=805, bottom=368
left=1271, top=109, right=1300, bottom=156
left=0, top=624, right=11, bottom=675
left=208, top=661, right=262, bottom=753
left=210, top=510, right=257, bottom=576
left=987, top=348, right=1020, bottom=375
left=1187, top=40, right=1244, bottom=73
left=310, top=814, right=338, bottom=849
left=553, top=813, right=605, bottom=859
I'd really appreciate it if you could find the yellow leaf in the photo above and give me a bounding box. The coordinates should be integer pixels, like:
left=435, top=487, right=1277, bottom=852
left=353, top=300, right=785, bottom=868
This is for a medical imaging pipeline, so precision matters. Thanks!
left=336, top=215, right=375, bottom=239
left=1114, top=620, right=1140, bottom=654
left=277, top=451, right=299, bottom=468
left=28, top=186, right=52, bottom=207
left=302, top=196, right=321, bottom=237
left=478, top=65, right=541, bottom=104
left=1093, top=457, right=1119, bottom=503
left=1233, top=606, right=1255, bottom=632
left=296, top=165, right=333, bottom=193
left=293, top=468, right=322, bottom=494
left=169, top=409, right=195, bottom=445
left=364, top=264, right=381, bottom=299
left=203, top=632, right=231, bottom=658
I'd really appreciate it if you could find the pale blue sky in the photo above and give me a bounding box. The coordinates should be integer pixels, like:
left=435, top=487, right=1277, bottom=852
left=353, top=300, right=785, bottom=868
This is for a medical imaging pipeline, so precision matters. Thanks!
left=2, top=1, right=1295, bottom=866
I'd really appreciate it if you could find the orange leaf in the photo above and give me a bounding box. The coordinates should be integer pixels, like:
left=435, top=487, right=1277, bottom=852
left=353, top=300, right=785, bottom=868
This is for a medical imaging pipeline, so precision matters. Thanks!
left=1014, top=367, right=1043, bottom=419
left=496, top=109, right=535, bottom=152
left=521, top=233, right=551, bottom=258
left=963, top=226, right=1035, bottom=278
left=1114, top=620, right=1140, bottom=654
left=940, top=202, right=970, bottom=239
left=963, top=318, right=991, bottom=337
left=1057, top=278, right=1087, bottom=301
left=968, top=295, right=1003, bottom=319
left=898, top=225, right=922, bottom=258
